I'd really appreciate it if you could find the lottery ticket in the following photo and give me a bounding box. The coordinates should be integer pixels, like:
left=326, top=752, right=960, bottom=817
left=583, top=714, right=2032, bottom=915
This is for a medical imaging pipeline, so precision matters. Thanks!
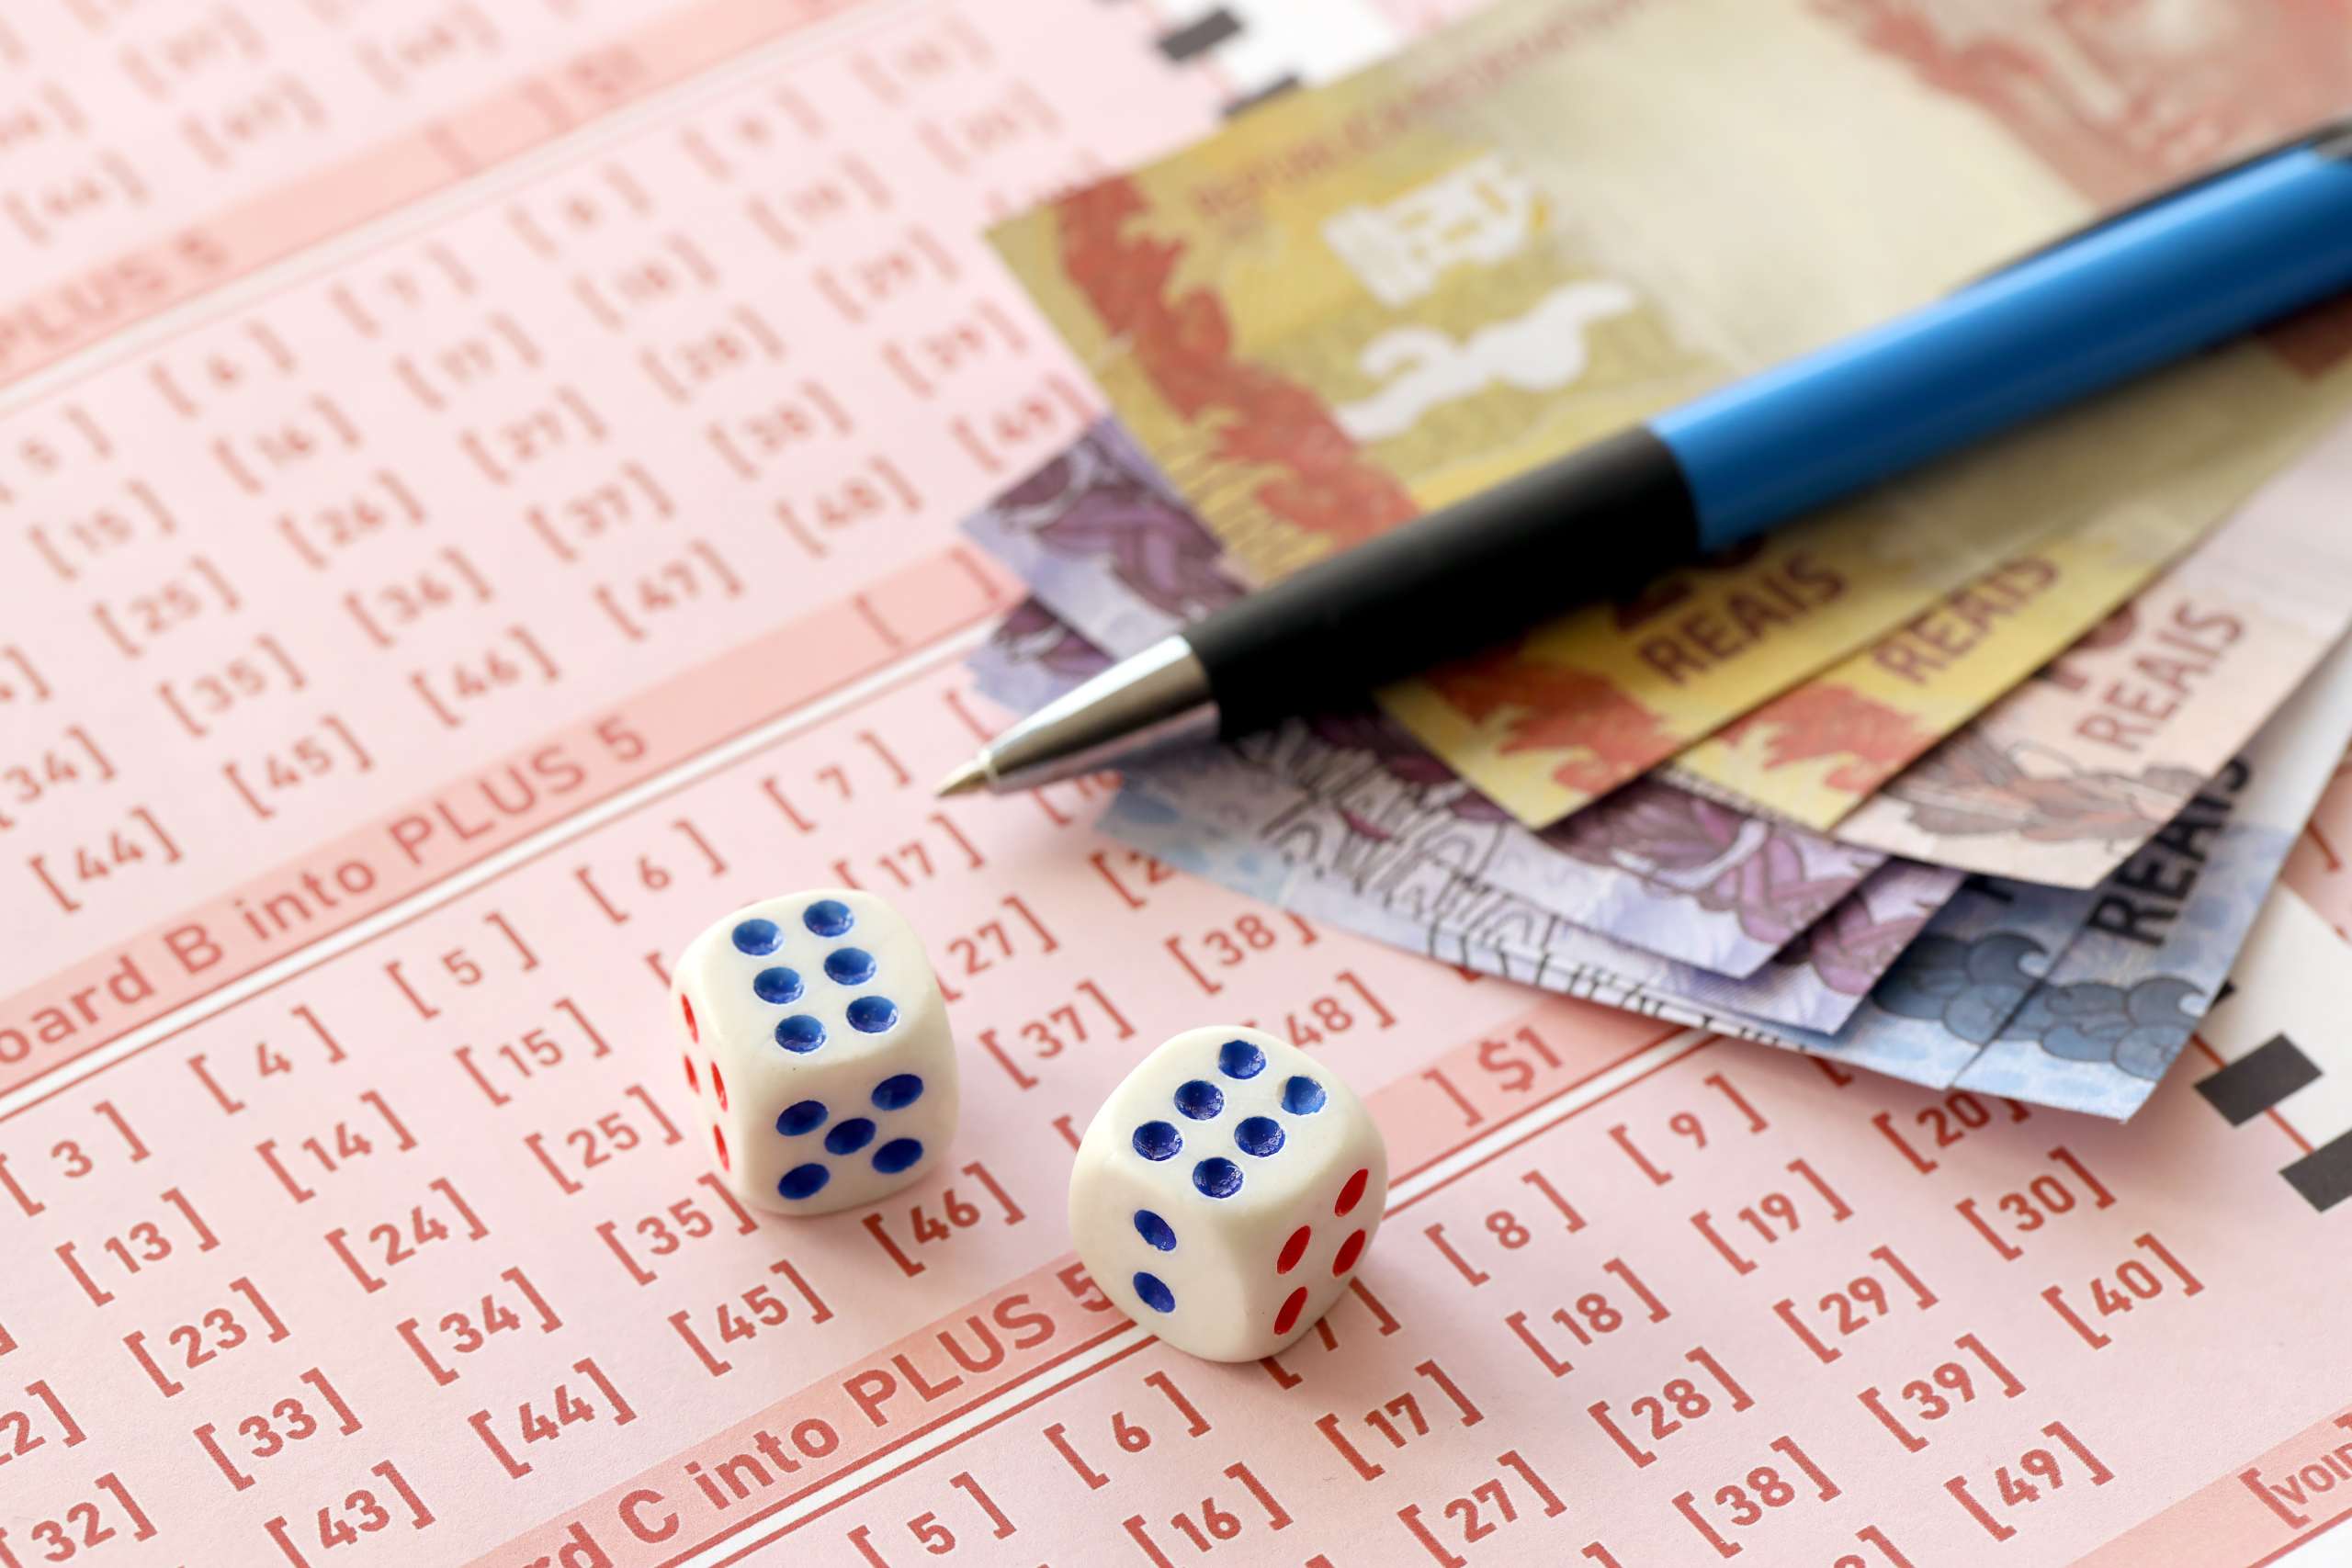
left=6, top=5, right=2352, bottom=1568
left=0, top=0, right=865, bottom=382
left=2279, top=743, right=2352, bottom=941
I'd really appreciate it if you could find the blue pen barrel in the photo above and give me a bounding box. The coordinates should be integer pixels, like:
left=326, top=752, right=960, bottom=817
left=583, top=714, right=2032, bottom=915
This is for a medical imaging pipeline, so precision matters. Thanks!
left=1654, top=144, right=2352, bottom=548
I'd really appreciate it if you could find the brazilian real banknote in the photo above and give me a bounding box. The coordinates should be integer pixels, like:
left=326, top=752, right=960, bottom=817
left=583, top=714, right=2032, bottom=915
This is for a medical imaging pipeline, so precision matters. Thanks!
left=966, top=598, right=1111, bottom=716
left=986, top=555, right=2352, bottom=1111
left=960, top=422, right=2352, bottom=1110
left=979, top=578, right=1958, bottom=1033
left=1833, top=418, right=2352, bottom=886
left=994, top=0, right=2352, bottom=827
left=1115, top=741, right=1959, bottom=1032
left=1943, top=637, right=2352, bottom=1116
left=1109, top=633, right=2352, bottom=1115
left=1101, top=769, right=1928, bottom=1039
left=1789, top=631, right=2352, bottom=1118
left=1135, top=731, right=1961, bottom=994
left=957, top=480, right=1962, bottom=1031
left=960, top=421, right=1945, bottom=978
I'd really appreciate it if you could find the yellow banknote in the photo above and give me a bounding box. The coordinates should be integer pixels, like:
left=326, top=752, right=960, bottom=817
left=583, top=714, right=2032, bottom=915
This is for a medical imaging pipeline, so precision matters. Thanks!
left=993, top=0, right=2352, bottom=826
left=1662, top=415, right=2324, bottom=830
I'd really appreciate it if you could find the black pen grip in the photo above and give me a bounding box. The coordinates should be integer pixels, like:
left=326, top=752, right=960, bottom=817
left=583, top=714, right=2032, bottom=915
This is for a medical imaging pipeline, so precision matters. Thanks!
left=1182, top=426, right=1700, bottom=735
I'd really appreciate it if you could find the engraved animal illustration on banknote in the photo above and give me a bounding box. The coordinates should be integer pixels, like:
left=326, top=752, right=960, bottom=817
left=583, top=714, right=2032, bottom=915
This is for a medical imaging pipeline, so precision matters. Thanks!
left=1247, top=709, right=1901, bottom=957
left=1871, top=730, right=2207, bottom=846
left=967, top=598, right=1113, bottom=713
left=1762, top=863, right=1949, bottom=995
left=1871, top=925, right=2203, bottom=1081
left=1540, top=774, right=1871, bottom=949
left=977, top=423, right=1238, bottom=621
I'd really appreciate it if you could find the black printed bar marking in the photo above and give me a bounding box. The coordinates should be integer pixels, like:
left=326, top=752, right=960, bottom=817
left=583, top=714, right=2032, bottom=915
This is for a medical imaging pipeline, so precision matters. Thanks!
left=2282, top=1133, right=2352, bottom=1213
left=2196, top=1033, right=2322, bottom=1125
left=1159, top=8, right=1242, bottom=61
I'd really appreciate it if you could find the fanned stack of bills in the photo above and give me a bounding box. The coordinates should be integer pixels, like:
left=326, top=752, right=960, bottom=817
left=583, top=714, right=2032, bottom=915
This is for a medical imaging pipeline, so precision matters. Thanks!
left=958, top=0, right=2352, bottom=1118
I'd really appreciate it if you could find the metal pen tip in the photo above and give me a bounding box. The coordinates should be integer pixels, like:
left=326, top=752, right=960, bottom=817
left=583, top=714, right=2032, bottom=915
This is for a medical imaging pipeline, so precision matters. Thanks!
left=934, top=755, right=990, bottom=797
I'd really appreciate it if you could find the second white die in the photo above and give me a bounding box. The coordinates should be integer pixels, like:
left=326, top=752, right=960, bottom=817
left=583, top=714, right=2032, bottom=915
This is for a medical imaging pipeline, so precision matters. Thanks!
left=1069, top=1024, right=1387, bottom=1362
left=672, top=889, right=957, bottom=1216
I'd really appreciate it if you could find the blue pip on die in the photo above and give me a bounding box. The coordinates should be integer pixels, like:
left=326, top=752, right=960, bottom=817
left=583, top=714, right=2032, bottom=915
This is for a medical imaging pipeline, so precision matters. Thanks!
left=1070, top=1024, right=1387, bottom=1362
left=673, top=890, right=957, bottom=1217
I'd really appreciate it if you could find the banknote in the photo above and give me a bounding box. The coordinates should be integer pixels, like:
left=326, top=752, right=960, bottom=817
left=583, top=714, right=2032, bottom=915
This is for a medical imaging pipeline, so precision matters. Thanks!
left=954, top=431, right=1874, bottom=970
left=1662, top=509, right=2207, bottom=830
left=1152, top=720, right=1917, bottom=977
left=994, top=0, right=2352, bottom=826
left=1773, top=876, right=2105, bottom=1094
left=1108, top=765, right=1956, bottom=1035
left=965, top=598, right=1112, bottom=715
left=1946, top=631, right=2352, bottom=1117
left=1780, top=632, right=2352, bottom=1115
left=1837, top=416, right=2352, bottom=885
left=1112, top=646, right=2352, bottom=1111
left=1102, top=782, right=1777, bottom=1043
left=964, top=465, right=1918, bottom=973
left=960, top=424, right=1911, bottom=975
left=957, top=421, right=1242, bottom=656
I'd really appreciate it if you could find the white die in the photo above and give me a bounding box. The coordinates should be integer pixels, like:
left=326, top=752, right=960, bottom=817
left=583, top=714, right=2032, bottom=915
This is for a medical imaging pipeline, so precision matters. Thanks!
left=1069, top=1025, right=1387, bottom=1362
left=671, top=890, right=957, bottom=1216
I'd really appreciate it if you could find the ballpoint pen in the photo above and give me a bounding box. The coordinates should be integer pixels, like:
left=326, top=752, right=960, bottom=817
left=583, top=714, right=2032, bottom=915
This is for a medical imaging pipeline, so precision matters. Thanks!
left=937, top=118, right=2352, bottom=799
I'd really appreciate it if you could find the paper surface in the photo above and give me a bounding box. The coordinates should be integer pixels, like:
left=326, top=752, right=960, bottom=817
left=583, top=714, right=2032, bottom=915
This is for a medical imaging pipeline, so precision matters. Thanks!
left=7, top=5, right=2352, bottom=1567
left=0, top=0, right=879, bottom=383
left=992, top=0, right=2352, bottom=826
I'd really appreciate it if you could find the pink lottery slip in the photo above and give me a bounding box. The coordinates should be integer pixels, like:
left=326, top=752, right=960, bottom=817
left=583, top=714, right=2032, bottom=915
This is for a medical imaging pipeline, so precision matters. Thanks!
left=2, top=3, right=2351, bottom=1567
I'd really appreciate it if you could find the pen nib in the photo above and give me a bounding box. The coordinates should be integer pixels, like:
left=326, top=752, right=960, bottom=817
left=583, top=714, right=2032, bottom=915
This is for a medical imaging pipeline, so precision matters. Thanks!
left=934, top=756, right=990, bottom=798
